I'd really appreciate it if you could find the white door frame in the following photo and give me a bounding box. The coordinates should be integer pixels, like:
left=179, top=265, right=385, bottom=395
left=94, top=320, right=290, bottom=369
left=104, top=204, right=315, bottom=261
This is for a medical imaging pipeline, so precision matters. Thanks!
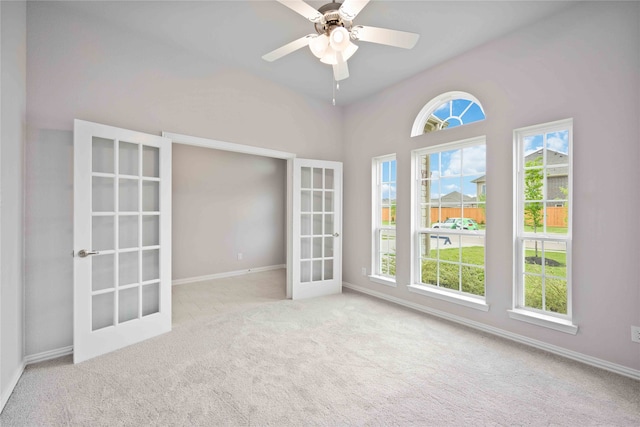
left=162, top=132, right=297, bottom=298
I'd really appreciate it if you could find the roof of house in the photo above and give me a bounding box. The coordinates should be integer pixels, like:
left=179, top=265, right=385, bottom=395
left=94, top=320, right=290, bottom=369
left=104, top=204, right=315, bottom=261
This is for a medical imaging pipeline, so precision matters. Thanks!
left=431, top=191, right=477, bottom=204
left=472, top=148, right=568, bottom=184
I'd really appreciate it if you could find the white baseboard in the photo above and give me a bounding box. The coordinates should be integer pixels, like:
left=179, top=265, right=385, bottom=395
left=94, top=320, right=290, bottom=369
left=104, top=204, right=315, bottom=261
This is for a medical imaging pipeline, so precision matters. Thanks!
left=343, top=281, right=640, bottom=381
left=1, top=361, right=25, bottom=414
left=23, top=345, right=73, bottom=366
left=172, top=264, right=285, bottom=286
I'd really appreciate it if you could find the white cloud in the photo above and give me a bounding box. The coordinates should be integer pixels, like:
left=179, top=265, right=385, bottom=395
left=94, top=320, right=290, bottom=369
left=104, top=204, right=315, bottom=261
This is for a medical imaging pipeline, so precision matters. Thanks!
left=547, top=132, right=569, bottom=154
left=434, top=101, right=449, bottom=113
left=444, top=183, right=459, bottom=192
left=442, top=145, right=486, bottom=176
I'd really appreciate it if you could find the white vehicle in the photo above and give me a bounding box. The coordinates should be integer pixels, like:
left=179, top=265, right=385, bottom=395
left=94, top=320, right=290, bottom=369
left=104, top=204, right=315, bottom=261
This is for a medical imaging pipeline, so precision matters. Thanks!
left=431, top=218, right=479, bottom=230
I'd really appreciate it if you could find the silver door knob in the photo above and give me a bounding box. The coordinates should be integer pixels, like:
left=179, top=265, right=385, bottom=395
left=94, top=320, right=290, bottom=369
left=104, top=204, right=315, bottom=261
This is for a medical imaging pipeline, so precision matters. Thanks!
left=333, top=232, right=340, bottom=237
left=78, top=249, right=99, bottom=258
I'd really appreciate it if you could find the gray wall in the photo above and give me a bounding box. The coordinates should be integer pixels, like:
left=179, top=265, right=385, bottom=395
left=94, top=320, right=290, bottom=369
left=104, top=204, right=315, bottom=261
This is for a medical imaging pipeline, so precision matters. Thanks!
left=342, top=1, right=640, bottom=371
left=1, top=0, right=26, bottom=409
left=172, top=144, right=286, bottom=280
left=25, top=2, right=341, bottom=357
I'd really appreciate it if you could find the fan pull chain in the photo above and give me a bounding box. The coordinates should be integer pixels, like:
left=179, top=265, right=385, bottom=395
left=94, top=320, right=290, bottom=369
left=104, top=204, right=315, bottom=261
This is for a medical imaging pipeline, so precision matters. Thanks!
left=332, top=76, right=336, bottom=106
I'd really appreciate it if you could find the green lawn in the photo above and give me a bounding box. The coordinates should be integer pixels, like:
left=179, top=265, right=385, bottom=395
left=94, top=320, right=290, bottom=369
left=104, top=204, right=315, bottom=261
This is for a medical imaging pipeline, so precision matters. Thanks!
left=381, top=245, right=567, bottom=314
left=523, top=225, right=568, bottom=234
left=522, top=249, right=567, bottom=314
left=421, top=246, right=485, bottom=296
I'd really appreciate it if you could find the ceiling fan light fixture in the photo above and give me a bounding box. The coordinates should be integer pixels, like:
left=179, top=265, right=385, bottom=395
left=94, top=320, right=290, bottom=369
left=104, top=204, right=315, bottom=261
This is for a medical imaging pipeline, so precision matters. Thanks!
left=329, top=26, right=350, bottom=52
left=319, top=46, right=337, bottom=65
left=309, top=34, right=329, bottom=58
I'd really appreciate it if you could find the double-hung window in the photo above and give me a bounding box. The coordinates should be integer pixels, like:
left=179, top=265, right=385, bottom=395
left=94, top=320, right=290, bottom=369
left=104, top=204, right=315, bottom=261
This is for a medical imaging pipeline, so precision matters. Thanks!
left=410, top=137, right=487, bottom=309
left=511, top=119, right=576, bottom=334
left=371, top=155, right=396, bottom=285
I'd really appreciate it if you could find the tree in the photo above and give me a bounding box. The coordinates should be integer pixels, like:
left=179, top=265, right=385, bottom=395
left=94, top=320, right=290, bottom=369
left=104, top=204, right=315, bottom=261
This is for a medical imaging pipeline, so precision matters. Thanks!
left=524, top=157, right=544, bottom=256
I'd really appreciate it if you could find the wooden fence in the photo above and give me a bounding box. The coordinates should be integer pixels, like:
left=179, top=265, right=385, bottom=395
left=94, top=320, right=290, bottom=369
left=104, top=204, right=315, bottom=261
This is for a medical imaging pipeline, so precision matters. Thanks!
left=382, top=206, right=567, bottom=227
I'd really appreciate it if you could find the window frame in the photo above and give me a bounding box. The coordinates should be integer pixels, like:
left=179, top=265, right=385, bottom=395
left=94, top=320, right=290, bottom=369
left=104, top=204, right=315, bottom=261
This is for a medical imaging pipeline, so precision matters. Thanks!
left=370, top=154, right=397, bottom=287
left=409, top=136, right=488, bottom=311
left=411, top=91, right=485, bottom=137
left=510, top=118, right=577, bottom=334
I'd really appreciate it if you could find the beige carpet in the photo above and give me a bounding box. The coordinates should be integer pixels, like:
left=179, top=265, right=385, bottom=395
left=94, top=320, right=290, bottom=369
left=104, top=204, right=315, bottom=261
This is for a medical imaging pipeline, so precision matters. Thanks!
left=2, top=269, right=639, bottom=426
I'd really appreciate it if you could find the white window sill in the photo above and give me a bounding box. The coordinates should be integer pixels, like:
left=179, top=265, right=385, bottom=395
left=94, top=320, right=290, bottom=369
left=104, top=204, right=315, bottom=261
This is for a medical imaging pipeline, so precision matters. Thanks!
left=508, top=309, right=578, bottom=335
left=408, top=284, right=489, bottom=312
left=368, top=275, right=397, bottom=288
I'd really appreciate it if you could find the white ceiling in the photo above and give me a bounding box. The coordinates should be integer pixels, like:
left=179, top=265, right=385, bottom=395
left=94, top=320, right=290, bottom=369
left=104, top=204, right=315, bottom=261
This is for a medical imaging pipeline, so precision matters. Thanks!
left=58, top=0, right=578, bottom=105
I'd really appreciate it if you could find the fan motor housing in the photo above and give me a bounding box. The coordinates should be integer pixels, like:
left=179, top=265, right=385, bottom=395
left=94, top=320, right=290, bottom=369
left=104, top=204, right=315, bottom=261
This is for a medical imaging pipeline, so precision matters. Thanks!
left=314, top=2, right=352, bottom=35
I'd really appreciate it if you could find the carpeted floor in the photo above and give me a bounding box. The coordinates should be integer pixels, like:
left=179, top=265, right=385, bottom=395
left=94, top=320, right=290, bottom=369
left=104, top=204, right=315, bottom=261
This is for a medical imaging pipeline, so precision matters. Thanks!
left=2, top=269, right=639, bottom=426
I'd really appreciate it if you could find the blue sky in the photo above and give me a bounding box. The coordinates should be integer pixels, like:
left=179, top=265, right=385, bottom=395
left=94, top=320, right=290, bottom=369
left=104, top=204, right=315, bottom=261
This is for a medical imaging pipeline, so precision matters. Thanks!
left=432, top=99, right=485, bottom=129
left=524, top=130, right=569, bottom=156
left=381, top=159, right=397, bottom=202
left=427, top=145, right=486, bottom=198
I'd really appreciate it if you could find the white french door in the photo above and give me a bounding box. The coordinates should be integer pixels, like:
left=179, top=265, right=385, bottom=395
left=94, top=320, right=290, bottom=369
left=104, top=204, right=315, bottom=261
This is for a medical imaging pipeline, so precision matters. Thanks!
left=291, top=158, right=343, bottom=299
left=73, top=120, right=172, bottom=363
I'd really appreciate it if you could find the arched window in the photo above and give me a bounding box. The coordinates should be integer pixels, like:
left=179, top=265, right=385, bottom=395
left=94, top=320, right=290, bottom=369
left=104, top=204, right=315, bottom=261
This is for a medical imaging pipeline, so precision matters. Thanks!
left=411, top=91, right=485, bottom=137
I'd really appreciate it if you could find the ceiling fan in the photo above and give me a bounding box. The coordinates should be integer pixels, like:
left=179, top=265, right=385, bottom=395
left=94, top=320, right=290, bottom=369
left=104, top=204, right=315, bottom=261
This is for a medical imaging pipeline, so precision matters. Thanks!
left=263, top=0, right=420, bottom=82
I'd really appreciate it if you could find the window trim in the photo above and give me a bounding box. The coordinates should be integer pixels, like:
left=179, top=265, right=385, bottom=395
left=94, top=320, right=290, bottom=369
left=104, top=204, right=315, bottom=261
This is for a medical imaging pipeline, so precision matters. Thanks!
left=513, top=118, right=576, bottom=331
left=411, top=91, right=485, bottom=137
left=410, top=135, right=487, bottom=306
left=371, top=154, right=397, bottom=286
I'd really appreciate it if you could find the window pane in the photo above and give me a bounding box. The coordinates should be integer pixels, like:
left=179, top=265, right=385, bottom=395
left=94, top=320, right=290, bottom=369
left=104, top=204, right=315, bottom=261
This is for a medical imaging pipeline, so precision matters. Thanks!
left=92, top=292, right=114, bottom=331
left=438, top=262, right=460, bottom=291
left=142, top=215, right=160, bottom=247
left=118, top=286, right=139, bottom=323
left=547, top=130, right=569, bottom=155
left=524, top=202, right=544, bottom=232
left=545, top=203, right=569, bottom=234
left=92, top=216, right=114, bottom=251
left=301, top=167, right=311, bottom=189
left=142, top=282, right=160, bottom=316
left=461, top=239, right=484, bottom=266
left=119, top=179, right=138, bottom=212
left=92, top=137, right=114, bottom=174
left=119, top=141, right=138, bottom=176
left=451, top=99, right=472, bottom=117
left=119, top=251, right=139, bottom=286
left=92, top=177, right=114, bottom=212
left=440, top=149, right=461, bottom=177
left=324, top=169, right=334, bottom=190
left=142, top=146, right=160, bottom=178
left=313, top=168, right=323, bottom=189
left=546, top=278, right=567, bottom=314
left=523, top=135, right=543, bottom=156
left=523, top=274, right=542, bottom=310
left=461, top=266, right=484, bottom=296
left=462, top=145, right=486, bottom=175
left=119, top=216, right=138, bottom=249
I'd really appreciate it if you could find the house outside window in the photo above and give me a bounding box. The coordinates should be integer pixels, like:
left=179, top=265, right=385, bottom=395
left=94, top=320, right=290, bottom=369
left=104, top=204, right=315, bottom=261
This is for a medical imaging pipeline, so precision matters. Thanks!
left=371, top=155, right=396, bottom=285
left=410, top=137, right=487, bottom=309
left=510, top=118, right=576, bottom=334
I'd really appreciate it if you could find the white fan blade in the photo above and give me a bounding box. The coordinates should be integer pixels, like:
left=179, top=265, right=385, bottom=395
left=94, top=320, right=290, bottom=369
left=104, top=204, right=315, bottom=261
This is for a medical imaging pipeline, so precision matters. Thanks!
left=277, top=0, right=323, bottom=23
left=351, top=25, right=419, bottom=49
left=333, top=52, right=349, bottom=81
left=338, top=0, right=370, bottom=21
left=262, top=34, right=316, bottom=62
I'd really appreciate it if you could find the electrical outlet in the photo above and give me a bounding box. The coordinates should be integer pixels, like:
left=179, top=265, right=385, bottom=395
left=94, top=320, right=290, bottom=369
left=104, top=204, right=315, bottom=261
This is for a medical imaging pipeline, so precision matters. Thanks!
left=237, top=253, right=243, bottom=261
left=361, top=267, right=367, bottom=276
left=632, top=326, right=640, bottom=343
